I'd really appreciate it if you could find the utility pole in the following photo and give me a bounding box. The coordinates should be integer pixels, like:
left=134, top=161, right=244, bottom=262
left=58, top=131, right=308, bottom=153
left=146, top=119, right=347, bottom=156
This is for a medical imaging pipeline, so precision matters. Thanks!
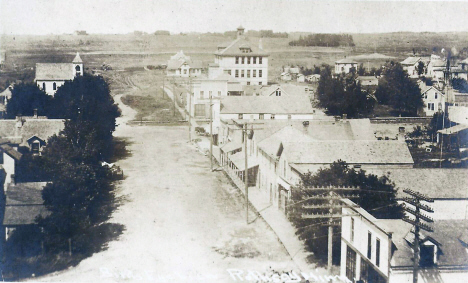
left=301, top=186, right=360, bottom=273
left=244, top=123, right=248, bottom=224
left=210, top=92, right=213, bottom=171
left=162, top=68, right=165, bottom=99
left=188, top=78, right=192, bottom=142
left=402, top=189, right=434, bottom=283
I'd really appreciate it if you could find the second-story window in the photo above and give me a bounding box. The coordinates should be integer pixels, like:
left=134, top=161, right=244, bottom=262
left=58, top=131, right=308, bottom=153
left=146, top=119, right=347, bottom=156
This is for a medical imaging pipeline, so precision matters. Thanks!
left=53, top=82, right=57, bottom=90
left=259, top=70, right=263, bottom=77
left=235, top=56, right=239, bottom=64
left=200, top=91, right=204, bottom=99
left=276, top=90, right=281, bottom=96
left=259, top=57, right=263, bottom=64
left=42, top=82, right=46, bottom=91
left=259, top=114, right=264, bottom=119
left=253, top=70, right=256, bottom=77
left=271, top=114, right=275, bottom=120
left=253, top=57, right=257, bottom=64
left=235, top=70, right=239, bottom=78
left=367, top=232, right=372, bottom=259
left=238, top=114, right=243, bottom=119
left=247, top=57, right=251, bottom=64
left=241, top=57, right=245, bottom=64
left=241, top=70, right=244, bottom=78
left=247, top=70, right=250, bottom=78
left=218, top=91, right=221, bottom=96
left=376, top=238, right=380, bottom=267
left=351, top=218, right=354, bottom=242
left=227, top=70, right=231, bottom=75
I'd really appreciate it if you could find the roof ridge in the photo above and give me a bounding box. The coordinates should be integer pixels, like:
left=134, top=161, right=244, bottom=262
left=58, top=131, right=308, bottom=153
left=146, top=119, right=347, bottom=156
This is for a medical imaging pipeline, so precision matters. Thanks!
left=219, top=38, right=242, bottom=55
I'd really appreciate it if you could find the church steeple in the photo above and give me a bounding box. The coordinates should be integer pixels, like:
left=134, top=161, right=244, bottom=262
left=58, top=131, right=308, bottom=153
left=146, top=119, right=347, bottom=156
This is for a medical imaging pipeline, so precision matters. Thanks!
left=72, top=52, right=83, bottom=77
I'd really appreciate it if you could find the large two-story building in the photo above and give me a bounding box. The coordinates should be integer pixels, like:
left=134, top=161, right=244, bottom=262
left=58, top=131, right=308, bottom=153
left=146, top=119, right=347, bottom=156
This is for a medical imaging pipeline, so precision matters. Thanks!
left=212, top=26, right=269, bottom=85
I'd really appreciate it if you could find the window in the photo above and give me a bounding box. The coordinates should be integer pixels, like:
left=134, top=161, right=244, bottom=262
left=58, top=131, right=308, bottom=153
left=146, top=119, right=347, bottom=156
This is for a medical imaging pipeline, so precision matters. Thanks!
left=247, top=82, right=250, bottom=85
left=435, top=93, right=438, bottom=99
left=253, top=70, right=257, bottom=77
left=288, top=115, right=292, bottom=119
left=31, top=142, right=40, bottom=154
left=376, top=238, right=381, bottom=267
left=218, top=91, right=221, bottom=96
left=253, top=57, right=257, bottom=64
left=75, top=65, right=81, bottom=75
left=235, top=56, right=239, bottom=64
left=420, top=245, right=436, bottom=267
left=346, top=246, right=357, bottom=281
left=351, top=218, right=354, bottom=242
left=247, top=57, right=251, bottom=64
left=271, top=114, right=275, bottom=119
left=194, top=104, right=205, bottom=117
left=0, top=151, right=3, bottom=164
left=241, top=70, right=244, bottom=78
left=235, top=70, right=239, bottom=78
left=259, top=81, right=262, bottom=85
left=238, top=114, right=243, bottom=119
left=209, top=91, right=212, bottom=98
left=259, top=70, right=263, bottom=77
left=247, top=70, right=250, bottom=78
left=367, top=232, right=372, bottom=259
left=200, top=91, right=204, bottom=99
left=241, top=57, right=245, bottom=64
left=184, top=69, right=187, bottom=74
left=227, top=70, right=232, bottom=75
left=259, top=57, right=263, bottom=64
left=259, top=114, right=264, bottom=119
left=53, top=82, right=57, bottom=90
left=276, top=90, right=281, bottom=96
left=42, top=82, right=46, bottom=91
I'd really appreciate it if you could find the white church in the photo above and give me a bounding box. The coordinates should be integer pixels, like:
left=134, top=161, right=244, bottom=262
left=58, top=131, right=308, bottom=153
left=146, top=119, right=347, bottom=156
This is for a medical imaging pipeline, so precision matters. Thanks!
left=35, top=52, right=83, bottom=96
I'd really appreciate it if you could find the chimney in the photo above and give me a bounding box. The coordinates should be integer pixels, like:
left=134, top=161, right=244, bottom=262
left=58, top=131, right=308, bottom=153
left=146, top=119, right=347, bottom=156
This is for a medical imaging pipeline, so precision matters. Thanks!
left=342, top=114, right=347, bottom=120
left=33, top=109, right=38, bottom=118
left=10, top=174, right=15, bottom=185
left=259, top=38, right=263, bottom=50
left=398, top=127, right=405, bottom=141
left=237, top=25, right=245, bottom=39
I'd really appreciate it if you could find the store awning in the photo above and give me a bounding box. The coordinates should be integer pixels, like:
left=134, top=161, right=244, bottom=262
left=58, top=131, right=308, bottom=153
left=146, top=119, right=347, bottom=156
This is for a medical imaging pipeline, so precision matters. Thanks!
left=220, top=141, right=242, bottom=153
left=437, top=124, right=468, bottom=135
left=229, top=152, right=259, bottom=171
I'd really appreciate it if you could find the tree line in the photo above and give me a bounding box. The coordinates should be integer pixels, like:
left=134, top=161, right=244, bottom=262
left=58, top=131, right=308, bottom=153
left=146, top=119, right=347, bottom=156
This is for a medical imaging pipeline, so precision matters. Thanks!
left=289, top=34, right=355, bottom=47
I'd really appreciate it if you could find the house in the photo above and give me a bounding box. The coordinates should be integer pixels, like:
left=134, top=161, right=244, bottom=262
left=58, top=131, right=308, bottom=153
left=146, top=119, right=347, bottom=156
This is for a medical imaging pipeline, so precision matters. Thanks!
left=401, top=56, right=421, bottom=77
left=341, top=198, right=468, bottom=283
left=306, top=74, right=320, bottom=83
left=296, top=73, right=305, bottom=83
left=418, top=81, right=445, bottom=116
left=2, top=182, right=49, bottom=241
left=260, top=84, right=313, bottom=99
left=0, top=50, right=5, bottom=68
left=335, top=58, right=358, bottom=74
left=0, top=115, right=65, bottom=155
left=0, top=139, right=22, bottom=190
left=280, top=72, right=292, bottom=81
left=213, top=26, right=269, bottom=86
left=167, top=51, right=203, bottom=77
left=219, top=95, right=315, bottom=122
left=0, top=84, right=13, bottom=105
left=35, top=52, right=83, bottom=96
left=357, top=76, right=379, bottom=87
left=368, top=168, right=468, bottom=220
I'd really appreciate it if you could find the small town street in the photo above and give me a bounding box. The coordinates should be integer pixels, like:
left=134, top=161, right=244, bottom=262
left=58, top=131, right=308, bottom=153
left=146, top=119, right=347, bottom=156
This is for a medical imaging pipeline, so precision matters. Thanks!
left=34, top=93, right=296, bottom=282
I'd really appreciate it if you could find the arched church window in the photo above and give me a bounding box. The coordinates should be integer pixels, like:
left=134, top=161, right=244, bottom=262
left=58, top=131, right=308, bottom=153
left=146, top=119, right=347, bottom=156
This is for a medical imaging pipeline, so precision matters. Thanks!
left=53, top=82, right=57, bottom=90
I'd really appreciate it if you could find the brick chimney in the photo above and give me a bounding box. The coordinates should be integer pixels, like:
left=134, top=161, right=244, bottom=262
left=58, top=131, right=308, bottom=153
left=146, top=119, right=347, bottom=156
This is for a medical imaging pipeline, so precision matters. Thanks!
left=33, top=108, right=38, bottom=119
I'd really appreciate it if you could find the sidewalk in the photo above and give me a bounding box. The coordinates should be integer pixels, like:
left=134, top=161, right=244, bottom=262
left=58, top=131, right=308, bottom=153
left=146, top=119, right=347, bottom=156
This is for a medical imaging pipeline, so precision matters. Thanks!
left=220, top=159, right=329, bottom=275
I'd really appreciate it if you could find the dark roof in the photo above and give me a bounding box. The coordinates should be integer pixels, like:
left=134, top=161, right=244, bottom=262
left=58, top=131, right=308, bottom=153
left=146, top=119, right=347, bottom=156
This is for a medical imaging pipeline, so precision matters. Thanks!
left=0, top=143, right=22, bottom=160
left=35, top=63, right=75, bottom=81
left=378, top=219, right=468, bottom=267
left=0, top=118, right=64, bottom=147
left=214, top=38, right=269, bottom=57
left=3, top=182, right=49, bottom=226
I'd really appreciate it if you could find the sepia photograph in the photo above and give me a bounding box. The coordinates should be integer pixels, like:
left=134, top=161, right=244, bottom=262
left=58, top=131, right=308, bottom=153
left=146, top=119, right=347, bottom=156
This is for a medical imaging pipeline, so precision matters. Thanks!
left=0, top=0, right=468, bottom=282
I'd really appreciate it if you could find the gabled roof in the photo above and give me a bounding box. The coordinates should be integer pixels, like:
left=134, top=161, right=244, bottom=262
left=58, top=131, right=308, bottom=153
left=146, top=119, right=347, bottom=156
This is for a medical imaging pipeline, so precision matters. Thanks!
left=214, top=38, right=269, bottom=57
left=3, top=182, right=49, bottom=226
left=35, top=63, right=75, bottom=81
left=220, top=96, right=314, bottom=114
left=401, top=56, right=421, bottom=66
left=258, top=126, right=314, bottom=158
left=0, top=143, right=22, bottom=160
left=167, top=59, right=203, bottom=70
left=335, top=58, right=358, bottom=64
left=282, top=140, right=414, bottom=165
left=260, top=84, right=310, bottom=97
left=0, top=118, right=64, bottom=147
left=367, top=168, right=468, bottom=199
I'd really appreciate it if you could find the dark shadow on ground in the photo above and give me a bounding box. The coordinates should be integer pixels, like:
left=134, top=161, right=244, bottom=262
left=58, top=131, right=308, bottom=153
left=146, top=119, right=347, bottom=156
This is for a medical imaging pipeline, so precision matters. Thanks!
left=109, top=137, right=133, bottom=163
left=1, top=223, right=125, bottom=281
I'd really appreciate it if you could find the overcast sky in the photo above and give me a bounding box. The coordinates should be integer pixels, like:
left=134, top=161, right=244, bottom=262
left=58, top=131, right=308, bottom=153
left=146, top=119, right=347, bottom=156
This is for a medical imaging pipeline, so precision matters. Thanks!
left=1, top=0, right=468, bottom=35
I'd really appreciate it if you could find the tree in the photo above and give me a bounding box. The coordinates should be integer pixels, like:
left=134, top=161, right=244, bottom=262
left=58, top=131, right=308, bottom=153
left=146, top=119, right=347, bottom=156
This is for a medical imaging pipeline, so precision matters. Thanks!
left=417, top=61, right=425, bottom=76
left=375, top=62, right=423, bottom=116
left=452, top=78, right=468, bottom=93
left=288, top=161, right=402, bottom=264
left=37, top=120, right=116, bottom=252
left=357, top=63, right=366, bottom=76
left=50, top=74, right=120, bottom=160
left=427, top=112, right=450, bottom=142
left=6, top=83, right=53, bottom=118
left=317, top=66, right=374, bottom=118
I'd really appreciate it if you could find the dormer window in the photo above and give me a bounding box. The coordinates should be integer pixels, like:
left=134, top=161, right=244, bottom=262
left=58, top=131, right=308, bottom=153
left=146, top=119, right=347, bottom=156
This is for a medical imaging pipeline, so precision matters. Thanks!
left=420, top=241, right=438, bottom=267
left=276, top=90, right=281, bottom=96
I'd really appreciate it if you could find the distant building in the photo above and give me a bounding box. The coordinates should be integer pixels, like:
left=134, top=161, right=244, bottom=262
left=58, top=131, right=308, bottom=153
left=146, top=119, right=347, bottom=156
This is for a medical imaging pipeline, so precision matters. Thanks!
left=213, top=26, right=269, bottom=85
left=296, top=74, right=305, bottom=83
left=341, top=199, right=468, bottom=283
left=280, top=72, right=292, bottom=81
left=260, top=83, right=313, bottom=99
left=419, top=81, right=445, bottom=116
left=74, top=30, right=87, bottom=35
left=306, top=74, right=320, bottom=83
left=357, top=76, right=379, bottom=87
left=167, top=50, right=203, bottom=78
left=335, top=58, right=358, bottom=74
left=401, top=56, right=421, bottom=77
left=35, top=52, right=83, bottom=96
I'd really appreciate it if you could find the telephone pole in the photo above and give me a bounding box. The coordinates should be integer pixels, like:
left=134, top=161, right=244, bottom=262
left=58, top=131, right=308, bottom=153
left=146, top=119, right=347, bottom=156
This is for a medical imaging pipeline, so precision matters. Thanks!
left=188, top=78, right=192, bottom=142
left=402, top=189, right=434, bottom=283
left=209, top=92, right=213, bottom=171
left=301, top=186, right=360, bottom=273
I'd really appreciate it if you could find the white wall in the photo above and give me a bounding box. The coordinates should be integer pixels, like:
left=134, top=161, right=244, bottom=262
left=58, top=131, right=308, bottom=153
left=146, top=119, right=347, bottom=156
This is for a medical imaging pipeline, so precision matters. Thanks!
left=335, top=63, right=358, bottom=74
left=217, top=55, right=268, bottom=85
left=36, top=80, right=66, bottom=96
left=3, top=152, right=15, bottom=190
left=399, top=199, right=468, bottom=220
left=423, top=88, right=445, bottom=116
left=390, top=269, right=468, bottom=283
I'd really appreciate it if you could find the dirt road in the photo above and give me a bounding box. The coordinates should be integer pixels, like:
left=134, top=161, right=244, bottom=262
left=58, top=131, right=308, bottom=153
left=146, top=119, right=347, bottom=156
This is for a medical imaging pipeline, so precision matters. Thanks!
left=35, top=95, right=295, bottom=282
